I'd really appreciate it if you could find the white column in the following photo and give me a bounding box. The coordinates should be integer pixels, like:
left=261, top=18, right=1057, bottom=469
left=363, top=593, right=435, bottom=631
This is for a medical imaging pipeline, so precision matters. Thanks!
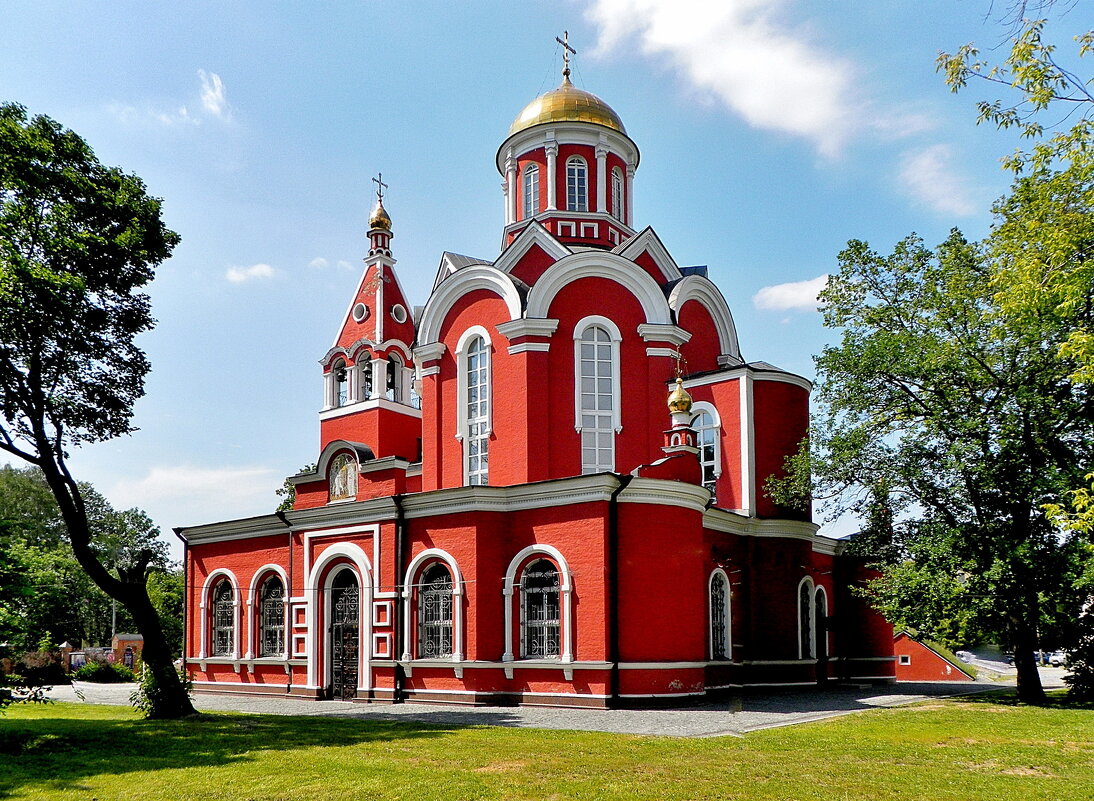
left=595, top=143, right=608, bottom=213
left=625, top=163, right=636, bottom=227
left=501, top=180, right=511, bottom=225
left=370, top=359, right=384, bottom=400
left=739, top=374, right=755, bottom=517
left=505, top=153, right=517, bottom=224
left=545, top=141, right=558, bottom=211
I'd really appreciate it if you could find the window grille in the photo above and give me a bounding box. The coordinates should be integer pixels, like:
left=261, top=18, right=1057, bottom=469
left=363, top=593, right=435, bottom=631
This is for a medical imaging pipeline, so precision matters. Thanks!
left=521, top=560, right=561, bottom=658
left=330, top=570, right=359, bottom=701
left=417, top=563, right=453, bottom=658
left=579, top=325, right=614, bottom=473
left=465, top=335, right=489, bottom=485
left=710, top=573, right=729, bottom=660
left=799, top=582, right=814, bottom=659
left=258, top=576, right=285, bottom=657
left=211, top=580, right=234, bottom=656
left=566, top=158, right=587, bottom=212
left=522, top=164, right=539, bottom=218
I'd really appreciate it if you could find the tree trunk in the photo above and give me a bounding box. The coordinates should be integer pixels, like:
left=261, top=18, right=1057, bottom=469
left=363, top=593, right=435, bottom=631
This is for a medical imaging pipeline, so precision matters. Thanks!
left=37, top=450, right=196, bottom=718
left=1011, top=617, right=1047, bottom=705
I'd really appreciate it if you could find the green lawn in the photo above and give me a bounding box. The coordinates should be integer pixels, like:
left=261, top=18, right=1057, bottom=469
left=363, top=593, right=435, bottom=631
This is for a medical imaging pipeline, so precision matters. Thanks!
left=1, top=693, right=1091, bottom=800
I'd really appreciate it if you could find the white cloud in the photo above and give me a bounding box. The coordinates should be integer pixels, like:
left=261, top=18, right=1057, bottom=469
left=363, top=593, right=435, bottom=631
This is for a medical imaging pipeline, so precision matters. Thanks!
left=308, top=257, right=330, bottom=270
left=198, top=69, right=229, bottom=118
left=897, top=145, right=977, bottom=217
left=225, top=263, right=278, bottom=283
left=753, top=273, right=828, bottom=311
left=586, top=0, right=865, bottom=157
left=336, top=260, right=354, bottom=271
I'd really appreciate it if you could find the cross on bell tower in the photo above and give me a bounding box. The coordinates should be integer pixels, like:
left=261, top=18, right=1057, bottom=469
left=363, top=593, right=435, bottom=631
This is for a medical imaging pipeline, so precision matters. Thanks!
left=368, top=171, right=393, bottom=256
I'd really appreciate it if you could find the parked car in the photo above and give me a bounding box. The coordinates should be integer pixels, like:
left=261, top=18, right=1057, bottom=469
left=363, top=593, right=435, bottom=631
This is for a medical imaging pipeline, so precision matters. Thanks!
left=1049, top=650, right=1068, bottom=667
left=955, top=650, right=974, bottom=663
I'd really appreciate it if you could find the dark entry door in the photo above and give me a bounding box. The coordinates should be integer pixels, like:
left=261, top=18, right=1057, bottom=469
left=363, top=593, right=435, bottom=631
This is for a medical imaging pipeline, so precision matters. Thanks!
left=814, top=589, right=829, bottom=685
left=329, top=570, right=360, bottom=701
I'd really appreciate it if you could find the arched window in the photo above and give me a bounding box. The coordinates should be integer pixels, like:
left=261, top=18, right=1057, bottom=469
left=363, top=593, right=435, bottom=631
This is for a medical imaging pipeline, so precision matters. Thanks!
left=521, top=559, right=561, bottom=658
left=332, top=359, right=348, bottom=407
left=522, top=163, right=540, bottom=218
left=566, top=157, right=587, bottom=212
left=464, top=334, right=490, bottom=485
left=211, top=580, right=235, bottom=657
left=814, top=587, right=828, bottom=659
left=329, top=452, right=357, bottom=501
left=692, top=406, right=720, bottom=500
left=611, top=167, right=624, bottom=221
left=576, top=320, right=619, bottom=474
left=710, top=570, right=731, bottom=660
left=799, top=579, right=815, bottom=659
left=386, top=354, right=404, bottom=403
left=258, top=575, right=285, bottom=657
left=417, top=563, right=454, bottom=658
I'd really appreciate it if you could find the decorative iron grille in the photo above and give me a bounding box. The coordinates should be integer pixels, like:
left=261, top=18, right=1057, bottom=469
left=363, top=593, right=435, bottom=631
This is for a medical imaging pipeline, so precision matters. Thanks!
left=259, top=577, right=285, bottom=657
left=521, top=560, right=561, bottom=658
left=330, top=572, right=360, bottom=701
left=212, top=581, right=234, bottom=656
left=800, top=583, right=813, bottom=659
left=710, top=574, right=728, bottom=660
left=418, top=564, right=453, bottom=658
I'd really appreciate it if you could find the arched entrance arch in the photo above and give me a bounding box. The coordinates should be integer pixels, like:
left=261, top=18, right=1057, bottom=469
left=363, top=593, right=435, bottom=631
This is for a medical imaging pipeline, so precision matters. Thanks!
left=306, top=542, right=373, bottom=698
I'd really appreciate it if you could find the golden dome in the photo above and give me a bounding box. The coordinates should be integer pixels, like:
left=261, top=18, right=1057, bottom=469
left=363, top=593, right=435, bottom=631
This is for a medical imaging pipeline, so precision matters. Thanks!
left=509, top=76, right=626, bottom=136
left=369, top=198, right=391, bottom=231
left=667, top=378, right=693, bottom=415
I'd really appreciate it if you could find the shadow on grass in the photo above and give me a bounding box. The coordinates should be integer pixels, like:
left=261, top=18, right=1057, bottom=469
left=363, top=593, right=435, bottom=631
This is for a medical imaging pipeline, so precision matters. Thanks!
left=953, top=687, right=1094, bottom=710
left=0, top=711, right=477, bottom=798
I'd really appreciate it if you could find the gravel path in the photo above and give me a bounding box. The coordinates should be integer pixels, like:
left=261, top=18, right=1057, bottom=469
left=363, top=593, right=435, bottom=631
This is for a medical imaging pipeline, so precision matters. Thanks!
left=44, top=674, right=1057, bottom=738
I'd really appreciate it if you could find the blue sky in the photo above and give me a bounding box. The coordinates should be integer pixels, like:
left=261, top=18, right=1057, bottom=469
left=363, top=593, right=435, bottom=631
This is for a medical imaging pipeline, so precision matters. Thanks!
left=1, top=1, right=1075, bottom=555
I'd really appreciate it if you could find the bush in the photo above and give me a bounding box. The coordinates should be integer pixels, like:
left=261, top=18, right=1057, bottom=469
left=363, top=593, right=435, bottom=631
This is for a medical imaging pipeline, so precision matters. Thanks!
left=72, top=659, right=134, bottom=683
left=1064, top=623, right=1094, bottom=700
left=15, top=651, right=69, bottom=686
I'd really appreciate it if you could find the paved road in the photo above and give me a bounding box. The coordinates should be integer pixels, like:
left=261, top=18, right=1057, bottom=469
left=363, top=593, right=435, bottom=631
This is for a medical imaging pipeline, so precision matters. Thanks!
left=46, top=674, right=1054, bottom=738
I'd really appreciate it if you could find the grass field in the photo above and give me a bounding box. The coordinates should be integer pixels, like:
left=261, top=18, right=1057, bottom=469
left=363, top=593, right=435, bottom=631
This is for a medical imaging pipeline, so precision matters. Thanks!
left=1, top=693, right=1091, bottom=800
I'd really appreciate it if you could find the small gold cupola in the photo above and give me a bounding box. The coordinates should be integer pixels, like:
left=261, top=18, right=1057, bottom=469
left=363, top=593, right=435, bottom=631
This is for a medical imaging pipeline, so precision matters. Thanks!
left=667, top=378, right=693, bottom=415
left=367, top=172, right=393, bottom=257
left=369, top=198, right=392, bottom=232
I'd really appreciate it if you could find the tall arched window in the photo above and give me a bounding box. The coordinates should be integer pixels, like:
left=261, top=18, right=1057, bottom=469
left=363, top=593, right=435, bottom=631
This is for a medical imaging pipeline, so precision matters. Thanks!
left=566, top=157, right=588, bottom=212
left=799, top=579, right=815, bottom=659
left=522, top=163, right=539, bottom=218
left=211, top=580, right=235, bottom=657
left=611, top=167, right=624, bottom=221
left=521, top=559, right=561, bottom=658
left=710, top=571, right=731, bottom=660
left=460, top=332, right=491, bottom=485
left=692, top=406, right=720, bottom=500
left=332, top=359, right=348, bottom=407
left=258, top=575, right=285, bottom=657
left=417, top=563, right=454, bottom=658
left=329, top=452, right=357, bottom=501
left=576, top=320, right=619, bottom=474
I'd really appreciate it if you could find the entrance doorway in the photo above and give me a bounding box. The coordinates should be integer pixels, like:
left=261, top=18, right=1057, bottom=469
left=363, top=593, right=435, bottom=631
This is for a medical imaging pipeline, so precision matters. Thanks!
left=329, top=569, right=360, bottom=700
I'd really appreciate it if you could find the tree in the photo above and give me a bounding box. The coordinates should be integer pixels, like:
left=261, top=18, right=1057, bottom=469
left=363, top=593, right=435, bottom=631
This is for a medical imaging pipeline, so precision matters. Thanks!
left=0, top=104, right=193, bottom=717
left=783, top=230, right=1094, bottom=704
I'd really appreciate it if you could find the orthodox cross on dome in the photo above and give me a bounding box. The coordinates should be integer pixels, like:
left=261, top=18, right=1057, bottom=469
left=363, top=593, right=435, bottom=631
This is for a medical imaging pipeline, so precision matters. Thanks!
left=372, top=172, right=388, bottom=203
left=671, top=347, right=687, bottom=381
left=556, top=31, right=576, bottom=80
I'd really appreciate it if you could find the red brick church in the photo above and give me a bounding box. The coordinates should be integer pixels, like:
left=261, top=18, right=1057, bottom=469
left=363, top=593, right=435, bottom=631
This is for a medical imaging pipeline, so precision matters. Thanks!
left=179, top=58, right=895, bottom=706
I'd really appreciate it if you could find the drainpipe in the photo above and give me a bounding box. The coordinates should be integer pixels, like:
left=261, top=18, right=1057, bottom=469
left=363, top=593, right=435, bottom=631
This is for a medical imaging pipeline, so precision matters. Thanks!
left=608, top=473, right=632, bottom=708
left=276, top=511, right=293, bottom=693
left=393, top=494, right=407, bottom=703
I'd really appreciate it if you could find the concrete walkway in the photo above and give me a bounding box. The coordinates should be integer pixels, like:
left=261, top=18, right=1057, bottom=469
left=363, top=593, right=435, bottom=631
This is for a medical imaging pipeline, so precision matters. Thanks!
left=45, top=673, right=1056, bottom=738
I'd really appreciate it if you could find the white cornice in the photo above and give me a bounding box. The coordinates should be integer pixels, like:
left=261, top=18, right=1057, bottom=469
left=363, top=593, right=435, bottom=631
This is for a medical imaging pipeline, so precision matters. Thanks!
left=496, top=318, right=560, bottom=340
left=620, top=477, right=709, bottom=513
left=413, top=342, right=446, bottom=364
left=681, top=366, right=812, bottom=393
left=318, top=397, right=423, bottom=421
left=637, top=323, right=692, bottom=346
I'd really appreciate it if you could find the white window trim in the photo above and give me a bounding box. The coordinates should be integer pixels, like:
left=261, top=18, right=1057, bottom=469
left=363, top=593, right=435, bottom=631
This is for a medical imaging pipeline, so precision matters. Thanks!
left=708, top=568, right=732, bottom=661
left=502, top=545, right=573, bottom=663
left=200, top=568, right=241, bottom=661
left=454, top=326, right=493, bottom=484
left=400, top=548, right=465, bottom=662
left=522, top=163, right=540, bottom=219
left=304, top=543, right=373, bottom=691
left=565, top=155, right=588, bottom=212
left=611, top=166, right=624, bottom=222
left=573, top=316, right=622, bottom=434
left=246, top=565, right=290, bottom=660
left=797, top=576, right=816, bottom=660
left=691, top=402, right=722, bottom=477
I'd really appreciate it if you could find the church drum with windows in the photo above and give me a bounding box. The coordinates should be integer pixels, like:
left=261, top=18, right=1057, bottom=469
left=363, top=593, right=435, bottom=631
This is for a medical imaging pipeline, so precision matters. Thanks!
left=179, top=67, right=895, bottom=707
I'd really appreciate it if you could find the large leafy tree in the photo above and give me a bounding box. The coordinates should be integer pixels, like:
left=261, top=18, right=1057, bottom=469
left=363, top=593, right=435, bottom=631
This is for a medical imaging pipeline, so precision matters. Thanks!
left=785, top=230, right=1094, bottom=704
left=0, top=104, right=193, bottom=717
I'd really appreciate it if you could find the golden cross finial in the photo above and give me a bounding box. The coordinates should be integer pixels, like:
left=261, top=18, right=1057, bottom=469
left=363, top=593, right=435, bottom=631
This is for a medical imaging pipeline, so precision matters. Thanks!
left=372, top=172, right=388, bottom=203
left=671, top=348, right=686, bottom=381
left=555, top=31, right=576, bottom=79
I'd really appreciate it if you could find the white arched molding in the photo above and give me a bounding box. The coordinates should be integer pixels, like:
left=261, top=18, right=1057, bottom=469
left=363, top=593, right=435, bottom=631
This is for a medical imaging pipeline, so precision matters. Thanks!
left=375, top=339, right=414, bottom=362
left=417, top=265, right=523, bottom=346
left=796, top=576, right=816, bottom=660
left=199, top=568, right=241, bottom=660
left=454, top=325, right=493, bottom=485
left=305, top=543, right=373, bottom=691
left=814, top=584, right=830, bottom=659
left=708, top=568, right=732, bottom=661
left=525, top=251, right=673, bottom=324
left=502, top=545, right=574, bottom=663
left=245, top=564, right=290, bottom=660
left=573, top=315, right=623, bottom=435
left=667, top=275, right=742, bottom=362
left=400, top=549, right=465, bottom=662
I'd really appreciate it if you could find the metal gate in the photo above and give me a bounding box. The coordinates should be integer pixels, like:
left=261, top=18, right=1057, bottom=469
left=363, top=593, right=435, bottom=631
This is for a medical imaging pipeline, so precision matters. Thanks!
left=329, top=570, right=360, bottom=701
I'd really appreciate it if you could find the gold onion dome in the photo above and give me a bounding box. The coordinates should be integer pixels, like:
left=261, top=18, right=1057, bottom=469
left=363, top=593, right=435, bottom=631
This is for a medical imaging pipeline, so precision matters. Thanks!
left=667, top=378, right=693, bottom=415
left=369, top=198, right=391, bottom=231
left=509, top=75, right=627, bottom=136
